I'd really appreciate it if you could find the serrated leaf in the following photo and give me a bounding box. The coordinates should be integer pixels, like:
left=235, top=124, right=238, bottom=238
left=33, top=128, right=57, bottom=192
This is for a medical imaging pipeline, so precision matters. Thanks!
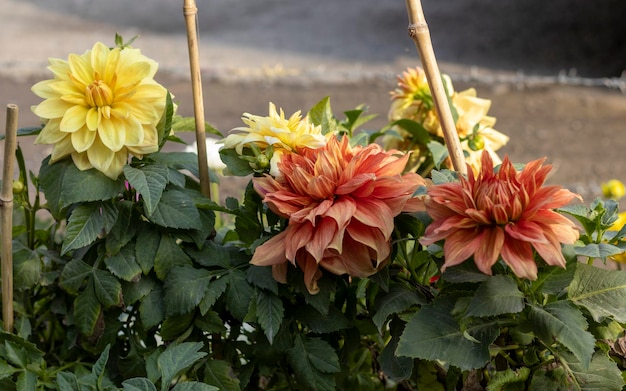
left=92, top=344, right=110, bottom=382
left=60, top=259, right=92, bottom=295
left=442, top=262, right=490, bottom=283
left=74, top=281, right=102, bottom=336
left=246, top=265, right=278, bottom=295
left=140, top=286, right=164, bottom=330
left=106, top=200, right=137, bottom=254
left=105, top=243, right=142, bottom=282
left=172, top=382, right=220, bottom=391
left=218, top=148, right=254, bottom=177
left=16, top=371, right=36, bottom=391
left=150, top=152, right=200, bottom=178
left=158, top=342, right=207, bottom=391
left=62, top=202, right=118, bottom=255
left=154, top=234, right=192, bottom=280
left=135, top=226, right=161, bottom=273
left=427, top=141, right=449, bottom=169
left=390, top=118, right=431, bottom=145
left=122, top=377, right=158, bottom=391
left=39, top=157, right=71, bottom=219
left=397, top=296, right=499, bottom=370
left=373, top=284, right=426, bottom=332
left=568, top=263, right=626, bottom=322
left=56, top=372, right=81, bottom=391
left=93, top=269, right=123, bottom=308
left=199, top=277, right=229, bottom=315
left=379, top=319, right=413, bottom=383
left=225, top=270, right=253, bottom=321
left=12, top=246, right=42, bottom=290
left=529, top=301, right=595, bottom=368
left=486, top=367, right=530, bottom=391
left=203, top=360, right=241, bottom=391
left=124, top=165, right=169, bottom=216
left=123, top=275, right=156, bottom=305
left=256, top=290, right=284, bottom=344
left=573, top=243, right=625, bottom=258
left=0, top=361, right=18, bottom=380
left=60, top=163, right=125, bottom=207
left=466, top=275, right=524, bottom=317
left=287, top=335, right=339, bottom=391
left=163, top=266, right=212, bottom=316
left=293, top=305, right=350, bottom=334
left=559, top=350, right=624, bottom=391
left=149, top=189, right=201, bottom=229
left=307, top=96, right=337, bottom=135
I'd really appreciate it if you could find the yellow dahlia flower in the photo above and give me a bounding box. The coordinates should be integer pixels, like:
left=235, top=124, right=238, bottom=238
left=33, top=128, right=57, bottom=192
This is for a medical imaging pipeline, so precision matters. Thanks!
left=609, top=212, right=626, bottom=263
left=32, top=41, right=168, bottom=179
left=602, top=179, right=625, bottom=200
left=222, top=102, right=326, bottom=176
left=386, top=67, right=509, bottom=174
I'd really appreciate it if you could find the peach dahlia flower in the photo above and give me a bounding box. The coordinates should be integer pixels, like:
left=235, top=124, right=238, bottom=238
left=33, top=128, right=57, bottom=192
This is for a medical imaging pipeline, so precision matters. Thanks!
left=251, top=136, right=426, bottom=294
left=420, top=151, right=581, bottom=280
left=32, top=42, right=168, bottom=179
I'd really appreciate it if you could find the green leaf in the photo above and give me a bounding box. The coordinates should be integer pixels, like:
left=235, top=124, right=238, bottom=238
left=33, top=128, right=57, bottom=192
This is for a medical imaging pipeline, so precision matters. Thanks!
left=56, top=372, right=81, bottom=391
left=39, top=157, right=71, bottom=219
left=60, top=259, right=93, bottom=295
left=307, top=96, right=337, bottom=135
left=256, top=290, right=284, bottom=344
left=573, top=243, right=625, bottom=258
left=93, top=269, right=123, bottom=308
left=154, top=234, right=192, bottom=280
left=122, top=377, right=158, bottom=391
left=140, top=286, right=164, bottom=330
left=390, top=118, right=431, bottom=145
left=397, top=296, right=499, bottom=370
left=529, top=301, right=595, bottom=369
left=16, top=371, right=36, bottom=391
left=172, top=383, right=220, bottom=391
left=106, top=200, right=137, bottom=254
left=373, top=284, right=426, bottom=332
left=105, top=243, right=142, bottom=282
left=203, top=360, right=241, bottom=391
left=160, top=313, right=195, bottom=342
left=427, top=140, right=449, bottom=169
left=466, top=275, right=525, bottom=317
left=559, top=350, right=624, bottom=391
left=163, top=266, right=212, bottom=316
left=12, top=246, right=42, bottom=290
left=379, top=319, right=413, bottom=383
left=486, top=367, right=530, bottom=391
left=150, top=152, right=200, bottom=178
left=0, top=361, right=18, bottom=380
left=92, top=344, right=110, bottom=384
left=74, top=281, right=102, bottom=336
left=0, top=333, right=44, bottom=366
left=123, top=275, right=156, bottom=305
left=294, top=305, right=350, bottom=334
left=62, top=202, right=118, bottom=255
left=430, top=169, right=459, bottom=185
left=225, top=270, right=254, bottom=321
left=135, top=226, right=161, bottom=273
left=158, top=342, right=207, bottom=391
left=60, top=163, right=125, bottom=207
left=218, top=148, right=254, bottom=177
left=149, top=189, right=201, bottom=229
left=124, top=165, right=169, bottom=216
left=156, top=93, right=175, bottom=148
left=287, top=335, right=339, bottom=391
left=568, top=263, right=626, bottom=323
left=246, top=265, right=278, bottom=295
left=199, top=277, right=229, bottom=315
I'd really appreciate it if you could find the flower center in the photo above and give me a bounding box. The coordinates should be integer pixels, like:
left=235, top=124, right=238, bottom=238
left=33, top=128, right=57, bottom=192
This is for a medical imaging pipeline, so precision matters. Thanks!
left=86, top=79, right=113, bottom=108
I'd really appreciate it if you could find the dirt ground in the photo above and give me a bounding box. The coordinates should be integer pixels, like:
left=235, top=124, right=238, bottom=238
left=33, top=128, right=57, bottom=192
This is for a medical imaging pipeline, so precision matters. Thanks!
left=1, top=0, right=626, bottom=204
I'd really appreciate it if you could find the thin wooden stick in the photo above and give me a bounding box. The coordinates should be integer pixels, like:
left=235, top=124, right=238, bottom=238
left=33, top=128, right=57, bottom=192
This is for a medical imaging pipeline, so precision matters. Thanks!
left=1, top=104, right=18, bottom=332
left=405, top=0, right=467, bottom=175
left=183, top=0, right=211, bottom=198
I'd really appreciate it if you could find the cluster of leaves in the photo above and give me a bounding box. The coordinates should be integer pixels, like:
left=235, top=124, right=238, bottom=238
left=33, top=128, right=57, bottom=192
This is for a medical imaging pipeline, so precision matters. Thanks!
left=3, top=95, right=626, bottom=391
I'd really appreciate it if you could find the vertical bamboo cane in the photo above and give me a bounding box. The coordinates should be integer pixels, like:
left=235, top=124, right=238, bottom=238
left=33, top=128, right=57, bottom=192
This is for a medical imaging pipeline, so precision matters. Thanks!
left=1, top=104, right=18, bottom=332
left=405, top=0, right=467, bottom=175
left=183, top=0, right=211, bottom=198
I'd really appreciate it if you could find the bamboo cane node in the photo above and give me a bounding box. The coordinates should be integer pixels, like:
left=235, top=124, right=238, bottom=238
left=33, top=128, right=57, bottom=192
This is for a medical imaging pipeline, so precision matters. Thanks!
left=183, top=5, right=198, bottom=16
left=0, top=198, right=13, bottom=207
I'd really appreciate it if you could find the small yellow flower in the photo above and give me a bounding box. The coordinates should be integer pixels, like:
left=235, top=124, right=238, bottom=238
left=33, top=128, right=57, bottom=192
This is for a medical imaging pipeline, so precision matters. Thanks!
left=32, top=41, right=168, bottom=179
left=609, top=212, right=626, bottom=263
left=221, top=102, right=326, bottom=175
left=602, top=179, right=625, bottom=200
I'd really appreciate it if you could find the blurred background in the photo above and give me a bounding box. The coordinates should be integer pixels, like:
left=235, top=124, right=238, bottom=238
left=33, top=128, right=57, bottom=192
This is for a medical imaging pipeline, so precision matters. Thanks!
left=1, top=0, right=626, bottom=201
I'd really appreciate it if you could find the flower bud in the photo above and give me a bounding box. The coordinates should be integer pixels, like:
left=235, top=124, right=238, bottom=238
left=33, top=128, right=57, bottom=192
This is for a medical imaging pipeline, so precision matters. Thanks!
left=255, top=154, right=270, bottom=169
left=12, top=180, right=25, bottom=194
left=468, top=134, right=485, bottom=151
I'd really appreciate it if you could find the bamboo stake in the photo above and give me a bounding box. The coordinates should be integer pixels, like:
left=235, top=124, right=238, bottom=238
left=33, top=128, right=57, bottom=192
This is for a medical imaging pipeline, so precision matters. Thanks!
left=183, top=0, right=211, bottom=198
left=1, top=104, right=18, bottom=332
left=405, top=0, right=467, bottom=175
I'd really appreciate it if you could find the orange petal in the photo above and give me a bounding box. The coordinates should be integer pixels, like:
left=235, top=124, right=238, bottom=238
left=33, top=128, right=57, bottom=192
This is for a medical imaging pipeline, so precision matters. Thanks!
left=251, top=231, right=288, bottom=266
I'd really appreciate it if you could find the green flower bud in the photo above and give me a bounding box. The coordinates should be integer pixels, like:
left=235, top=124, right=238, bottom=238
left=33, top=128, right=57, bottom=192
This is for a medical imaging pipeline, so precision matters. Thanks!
left=12, top=180, right=25, bottom=194
left=468, top=134, right=485, bottom=151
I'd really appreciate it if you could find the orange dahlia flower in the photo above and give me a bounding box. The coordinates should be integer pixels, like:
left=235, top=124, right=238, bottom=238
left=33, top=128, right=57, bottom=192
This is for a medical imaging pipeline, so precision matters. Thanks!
left=251, top=135, right=426, bottom=294
left=420, top=151, right=581, bottom=279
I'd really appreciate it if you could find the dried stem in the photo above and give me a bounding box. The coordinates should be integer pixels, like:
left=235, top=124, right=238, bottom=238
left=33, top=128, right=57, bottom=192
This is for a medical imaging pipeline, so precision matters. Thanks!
left=405, top=0, right=467, bottom=175
left=183, top=0, right=211, bottom=198
left=1, top=104, right=18, bottom=332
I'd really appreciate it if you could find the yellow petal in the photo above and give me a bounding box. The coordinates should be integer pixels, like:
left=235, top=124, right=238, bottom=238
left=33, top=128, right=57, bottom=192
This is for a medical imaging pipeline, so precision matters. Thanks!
left=34, top=98, right=73, bottom=119
left=49, top=136, right=75, bottom=163
left=60, top=105, right=88, bottom=133
left=98, top=116, right=126, bottom=152
left=67, top=52, right=93, bottom=87
left=71, top=151, right=93, bottom=171
left=71, top=128, right=97, bottom=153
left=34, top=118, right=65, bottom=144
left=86, top=107, right=100, bottom=131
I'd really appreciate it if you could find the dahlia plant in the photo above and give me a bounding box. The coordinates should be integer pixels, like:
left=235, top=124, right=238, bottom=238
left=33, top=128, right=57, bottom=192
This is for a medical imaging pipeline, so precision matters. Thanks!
left=2, top=37, right=626, bottom=391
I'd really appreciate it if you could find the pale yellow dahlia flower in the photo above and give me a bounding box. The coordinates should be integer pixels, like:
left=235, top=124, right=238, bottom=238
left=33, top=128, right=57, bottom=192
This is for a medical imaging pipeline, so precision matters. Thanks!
left=32, top=41, right=168, bottom=179
left=222, top=102, right=326, bottom=176
left=386, top=67, right=508, bottom=174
